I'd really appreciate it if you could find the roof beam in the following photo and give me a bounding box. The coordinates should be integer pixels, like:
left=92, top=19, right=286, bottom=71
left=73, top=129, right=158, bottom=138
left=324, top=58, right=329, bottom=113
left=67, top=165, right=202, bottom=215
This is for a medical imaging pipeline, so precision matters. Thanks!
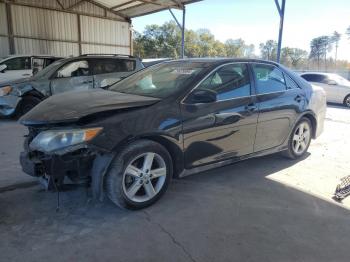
left=170, top=0, right=184, bottom=8
left=110, top=0, right=135, bottom=10
left=56, top=0, right=64, bottom=9
left=66, top=0, right=85, bottom=10
left=138, top=0, right=181, bottom=9
left=84, top=0, right=130, bottom=20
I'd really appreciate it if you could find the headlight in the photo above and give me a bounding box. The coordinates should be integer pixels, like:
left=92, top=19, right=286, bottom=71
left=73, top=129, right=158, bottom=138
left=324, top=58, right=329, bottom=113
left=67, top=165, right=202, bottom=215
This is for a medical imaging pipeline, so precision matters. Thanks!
left=29, top=127, right=103, bottom=153
left=0, top=86, right=12, bottom=96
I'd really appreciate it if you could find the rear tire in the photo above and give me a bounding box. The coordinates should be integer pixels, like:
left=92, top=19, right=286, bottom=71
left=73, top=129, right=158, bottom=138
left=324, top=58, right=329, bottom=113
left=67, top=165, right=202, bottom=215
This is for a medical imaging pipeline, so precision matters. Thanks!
left=344, top=95, right=350, bottom=108
left=16, top=96, right=42, bottom=117
left=105, top=140, right=172, bottom=209
left=282, top=117, right=312, bottom=159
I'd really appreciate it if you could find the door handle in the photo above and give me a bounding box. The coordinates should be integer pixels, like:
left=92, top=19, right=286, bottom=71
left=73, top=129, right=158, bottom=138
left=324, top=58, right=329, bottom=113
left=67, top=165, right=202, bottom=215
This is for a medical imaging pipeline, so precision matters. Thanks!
left=81, top=80, right=93, bottom=84
left=295, top=95, right=303, bottom=103
left=245, top=103, right=257, bottom=112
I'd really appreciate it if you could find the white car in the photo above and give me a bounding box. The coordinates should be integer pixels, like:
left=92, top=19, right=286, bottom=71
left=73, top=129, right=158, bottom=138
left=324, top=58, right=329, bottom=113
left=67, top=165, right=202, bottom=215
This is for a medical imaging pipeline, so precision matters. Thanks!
left=300, top=72, right=350, bottom=108
left=0, top=55, right=63, bottom=84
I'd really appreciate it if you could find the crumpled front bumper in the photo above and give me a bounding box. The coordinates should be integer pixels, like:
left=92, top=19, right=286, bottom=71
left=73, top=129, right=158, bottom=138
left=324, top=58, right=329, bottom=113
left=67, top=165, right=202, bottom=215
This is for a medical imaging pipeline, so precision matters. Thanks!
left=0, top=95, right=20, bottom=116
left=20, top=146, right=95, bottom=187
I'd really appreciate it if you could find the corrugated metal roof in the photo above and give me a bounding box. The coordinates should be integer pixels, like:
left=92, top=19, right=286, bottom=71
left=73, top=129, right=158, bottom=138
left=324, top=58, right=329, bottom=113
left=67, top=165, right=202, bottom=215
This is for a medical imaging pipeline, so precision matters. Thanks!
left=93, top=0, right=202, bottom=18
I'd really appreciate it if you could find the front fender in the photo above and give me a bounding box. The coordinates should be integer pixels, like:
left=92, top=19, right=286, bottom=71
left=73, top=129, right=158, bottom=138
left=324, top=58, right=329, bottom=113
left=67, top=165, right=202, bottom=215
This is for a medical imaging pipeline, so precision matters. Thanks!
left=90, top=152, right=116, bottom=201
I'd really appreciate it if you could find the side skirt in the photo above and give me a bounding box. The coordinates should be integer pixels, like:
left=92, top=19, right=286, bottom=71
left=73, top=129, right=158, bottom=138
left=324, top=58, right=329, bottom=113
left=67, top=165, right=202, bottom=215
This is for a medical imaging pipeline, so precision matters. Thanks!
left=178, top=145, right=288, bottom=178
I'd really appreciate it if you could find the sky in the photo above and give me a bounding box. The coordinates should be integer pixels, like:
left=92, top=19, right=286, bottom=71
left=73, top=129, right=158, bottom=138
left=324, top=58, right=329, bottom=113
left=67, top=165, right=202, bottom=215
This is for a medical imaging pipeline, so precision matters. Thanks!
left=132, top=0, right=350, bottom=61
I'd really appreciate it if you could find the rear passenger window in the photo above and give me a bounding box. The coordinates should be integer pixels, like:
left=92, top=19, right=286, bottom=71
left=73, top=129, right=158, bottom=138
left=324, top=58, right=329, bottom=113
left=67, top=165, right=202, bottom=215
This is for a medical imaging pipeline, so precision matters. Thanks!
left=252, top=64, right=286, bottom=94
left=93, top=59, right=136, bottom=75
left=56, top=60, right=90, bottom=78
left=284, top=73, right=299, bottom=89
left=301, top=74, right=327, bottom=83
left=197, top=63, right=251, bottom=100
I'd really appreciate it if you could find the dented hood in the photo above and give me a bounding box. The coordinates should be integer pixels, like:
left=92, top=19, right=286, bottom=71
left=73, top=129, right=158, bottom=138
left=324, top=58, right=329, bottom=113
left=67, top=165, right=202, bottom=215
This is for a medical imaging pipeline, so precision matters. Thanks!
left=20, top=89, right=160, bottom=125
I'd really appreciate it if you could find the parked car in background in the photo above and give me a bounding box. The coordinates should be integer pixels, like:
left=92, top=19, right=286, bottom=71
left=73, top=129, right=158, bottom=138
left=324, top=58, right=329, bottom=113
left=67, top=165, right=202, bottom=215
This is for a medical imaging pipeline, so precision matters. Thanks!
left=0, top=55, right=63, bottom=83
left=300, top=72, right=350, bottom=108
left=0, top=54, right=144, bottom=117
left=20, top=59, right=326, bottom=209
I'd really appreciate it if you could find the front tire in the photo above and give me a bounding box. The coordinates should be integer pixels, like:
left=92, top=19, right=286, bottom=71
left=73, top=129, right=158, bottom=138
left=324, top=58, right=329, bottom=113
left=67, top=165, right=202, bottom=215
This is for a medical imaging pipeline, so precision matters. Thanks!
left=344, top=95, right=350, bottom=108
left=105, top=140, right=172, bottom=209
left=283, top=117, right=312, bottom=159
left=16, top=96, right=42, bottom=117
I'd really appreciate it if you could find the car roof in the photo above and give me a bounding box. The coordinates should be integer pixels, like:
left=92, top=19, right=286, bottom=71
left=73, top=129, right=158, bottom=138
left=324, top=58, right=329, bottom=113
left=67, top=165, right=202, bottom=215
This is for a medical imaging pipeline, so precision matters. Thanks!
left=2, top=54, right=62, bottom=58
left=300, top=72, right=335, bottom=76
left=59, top=55, right=140, bottom=63
left=162, top=58, right=280, bottom=67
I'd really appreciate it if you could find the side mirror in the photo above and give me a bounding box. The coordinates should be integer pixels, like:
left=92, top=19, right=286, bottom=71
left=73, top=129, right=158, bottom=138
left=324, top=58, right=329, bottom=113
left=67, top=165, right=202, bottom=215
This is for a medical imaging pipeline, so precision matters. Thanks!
left=0, top=64, right=7, bottom=73
left=327, top=80, right=337, bottom=85
left=188, top=89, right=217, bottom=104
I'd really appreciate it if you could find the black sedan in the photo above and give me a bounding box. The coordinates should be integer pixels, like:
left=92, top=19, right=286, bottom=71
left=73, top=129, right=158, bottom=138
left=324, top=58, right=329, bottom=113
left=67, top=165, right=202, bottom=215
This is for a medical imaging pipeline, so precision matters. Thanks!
left=20, top=59, right=326, bottom=209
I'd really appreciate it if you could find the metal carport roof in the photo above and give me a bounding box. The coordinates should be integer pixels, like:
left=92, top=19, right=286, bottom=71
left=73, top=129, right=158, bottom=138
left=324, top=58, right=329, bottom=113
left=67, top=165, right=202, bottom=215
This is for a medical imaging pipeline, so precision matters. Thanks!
left=93, top=0, right=202, bottom=18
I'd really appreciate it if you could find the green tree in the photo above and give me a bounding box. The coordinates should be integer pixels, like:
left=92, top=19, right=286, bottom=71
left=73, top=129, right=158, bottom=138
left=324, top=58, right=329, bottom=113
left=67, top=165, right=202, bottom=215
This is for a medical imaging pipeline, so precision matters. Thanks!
left=282, top=47, right=308, bottom=68
left=224, top=39, right=245, bottom=57
left=310, top=36, right=329, bottom=70
left=244, top=44, right=255, bottom=58
left=196, top=29, right=217, bottom=57
left=331, top=31, right=341, bottom=68
left=346, top=26, right=350, bottom=39
left=259, top=40, right=277, bottom=61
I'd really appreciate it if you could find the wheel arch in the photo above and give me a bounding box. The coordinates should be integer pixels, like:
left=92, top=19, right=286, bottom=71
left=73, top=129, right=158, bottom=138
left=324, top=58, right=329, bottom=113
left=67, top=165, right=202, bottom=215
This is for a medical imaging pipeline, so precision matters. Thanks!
left=343, top=94, right=350, bottom=105
left=109, top=133, right=184, bottom=178
left=20, top=89, right=45, bottom=99
left=92, top=135, right=183, bottom=202
left=130, top=135, right=184, bottom=178
left=299, top=111, right=317, bottom=139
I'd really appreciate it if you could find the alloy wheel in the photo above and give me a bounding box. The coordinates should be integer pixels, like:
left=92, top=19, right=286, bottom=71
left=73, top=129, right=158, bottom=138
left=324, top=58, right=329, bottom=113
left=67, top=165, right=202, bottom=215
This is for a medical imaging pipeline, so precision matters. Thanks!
left=122, top=152, right=167, bottom=203
left=292, top=121, right=311, bottom=155
left=345, top=96, right=350, bottom=108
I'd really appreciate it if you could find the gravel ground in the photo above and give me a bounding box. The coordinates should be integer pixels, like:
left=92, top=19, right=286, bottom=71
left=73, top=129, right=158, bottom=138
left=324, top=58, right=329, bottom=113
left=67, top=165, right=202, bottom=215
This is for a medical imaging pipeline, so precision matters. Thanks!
left=0, top=104, right=349, bottom=262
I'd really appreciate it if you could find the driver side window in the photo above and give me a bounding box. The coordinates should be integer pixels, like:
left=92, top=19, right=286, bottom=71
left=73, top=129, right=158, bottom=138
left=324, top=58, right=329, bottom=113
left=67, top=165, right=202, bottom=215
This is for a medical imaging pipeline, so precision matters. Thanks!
left=197, top=63, right=251, bottom=101
left=56, top=60, right=90, bottom=78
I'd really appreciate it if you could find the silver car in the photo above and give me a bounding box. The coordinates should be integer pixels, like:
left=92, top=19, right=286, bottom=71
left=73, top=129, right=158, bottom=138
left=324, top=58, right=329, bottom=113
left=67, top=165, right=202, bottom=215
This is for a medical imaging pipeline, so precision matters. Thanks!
left=300, top=72, right=350, bottom=108
left=0, top=54, right=144, bottom=117
left=0, top=55, right=63, bottom=84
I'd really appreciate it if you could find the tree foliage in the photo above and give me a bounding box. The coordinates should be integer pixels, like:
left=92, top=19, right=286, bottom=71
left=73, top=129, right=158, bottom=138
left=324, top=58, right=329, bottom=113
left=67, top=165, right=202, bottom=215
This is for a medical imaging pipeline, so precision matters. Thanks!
left=309, top=36, right=330, bottom=69
left=281, top=47, right=308, bottom=68
left=133, top=21, right=349, bottom=71
left=133, top=21, right=255, bottom=59
left=259, top=40, right=277, bottom=61
left=346, top=26, right=350, bottom=39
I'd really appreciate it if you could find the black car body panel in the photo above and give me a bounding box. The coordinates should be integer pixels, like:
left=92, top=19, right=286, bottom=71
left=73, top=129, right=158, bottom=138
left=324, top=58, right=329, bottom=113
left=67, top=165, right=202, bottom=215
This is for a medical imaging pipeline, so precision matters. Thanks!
left=19, top=58, right=326, bottom=199
left=20, top=89, right=161, bottom=125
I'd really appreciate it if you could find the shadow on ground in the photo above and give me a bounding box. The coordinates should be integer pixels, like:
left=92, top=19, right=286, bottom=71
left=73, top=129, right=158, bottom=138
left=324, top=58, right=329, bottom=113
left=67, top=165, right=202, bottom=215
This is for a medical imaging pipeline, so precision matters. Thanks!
left=1, top=152, right=349, bottom=262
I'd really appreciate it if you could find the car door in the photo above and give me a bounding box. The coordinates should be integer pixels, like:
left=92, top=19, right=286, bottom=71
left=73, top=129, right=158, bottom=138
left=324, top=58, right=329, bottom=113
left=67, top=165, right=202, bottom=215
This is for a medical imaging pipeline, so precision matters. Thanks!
left=181, top=63, right=258, bottom=169
left=0, top=56, right=32, bottom=82
left=252, top=63, right=306, bottom=152
left=92, top=58, right=137, bottom=88
left=302, top=74, right=337, bottom=102
left=319, top=76, right=346, bottom=103
left=50, top=59, right=94, bottom=95
left=313, top=75, right=335, bottom=101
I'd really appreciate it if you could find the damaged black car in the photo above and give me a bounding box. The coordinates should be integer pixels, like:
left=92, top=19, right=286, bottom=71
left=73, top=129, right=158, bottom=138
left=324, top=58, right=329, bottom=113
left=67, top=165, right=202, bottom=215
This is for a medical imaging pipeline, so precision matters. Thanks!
left=20, top=59, right=326, bottom=209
